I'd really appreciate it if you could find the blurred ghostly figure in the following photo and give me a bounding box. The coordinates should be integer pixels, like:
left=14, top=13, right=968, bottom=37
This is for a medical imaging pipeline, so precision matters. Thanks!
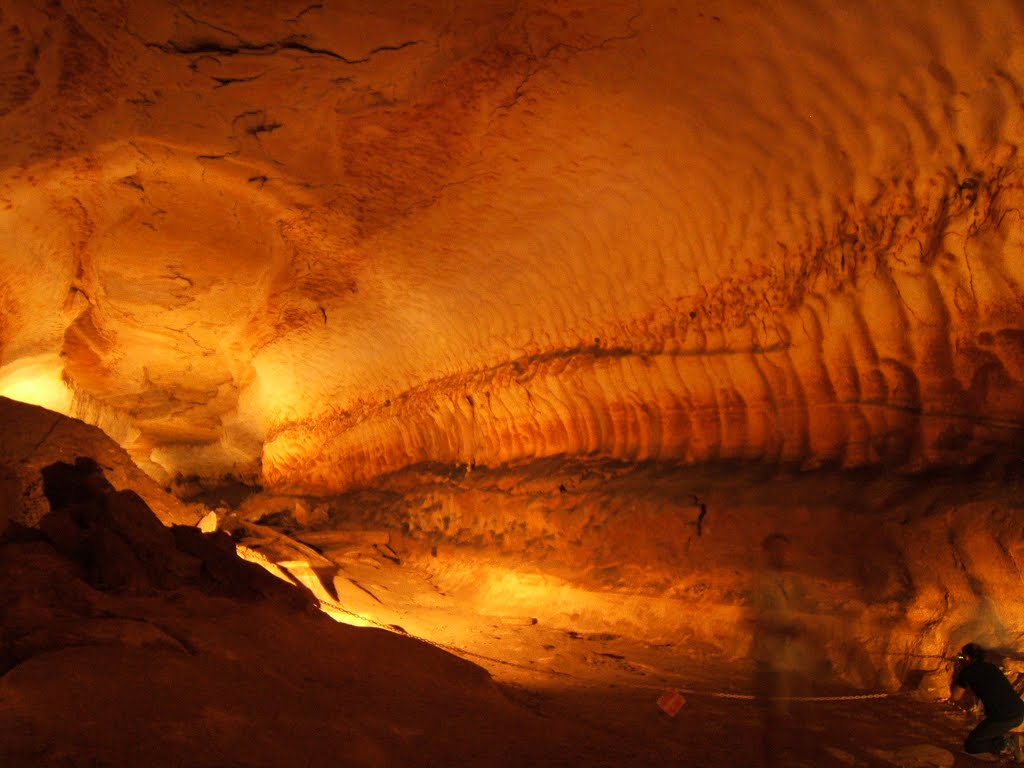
left=750, top=533, right=805, bottom=768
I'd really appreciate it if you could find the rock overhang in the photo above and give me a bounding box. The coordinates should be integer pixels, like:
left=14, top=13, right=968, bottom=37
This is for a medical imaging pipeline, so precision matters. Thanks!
left=0, top=0, right=1021, bottom=492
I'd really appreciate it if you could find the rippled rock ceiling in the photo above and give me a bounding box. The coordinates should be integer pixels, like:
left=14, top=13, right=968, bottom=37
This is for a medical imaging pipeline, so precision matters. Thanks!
left=0, top=0, right=1020, bottom=491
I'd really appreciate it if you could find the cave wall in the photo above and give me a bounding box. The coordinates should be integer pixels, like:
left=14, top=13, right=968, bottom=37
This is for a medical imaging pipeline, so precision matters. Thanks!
left=0, top=0, right=1021, bottom=489
left=248, top=457, right=1024, bottom=690
left=1, top=0, right=1024, bottom=693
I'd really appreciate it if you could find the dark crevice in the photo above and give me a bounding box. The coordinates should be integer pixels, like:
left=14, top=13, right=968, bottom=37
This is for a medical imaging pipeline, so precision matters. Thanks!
left=374, top=542, right=401, bottom=565
left=20, top=414, right=65, bottom=465
left=232, top=109, right=263, bottom=124
left=288, top=4, right=324, bottom=23
left=174, top=7, right=244, bottom=41
left=348, top=577, right=384, bottom=604
left=212, top=73, right=264, bottom=87
left=147, top=37, right=422, bottom=64
left=247, top=121, right=282, bottom=136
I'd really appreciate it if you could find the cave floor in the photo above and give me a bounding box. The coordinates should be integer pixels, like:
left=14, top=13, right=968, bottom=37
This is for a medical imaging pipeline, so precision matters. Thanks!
left=235, top=522, right=1007, bottom=768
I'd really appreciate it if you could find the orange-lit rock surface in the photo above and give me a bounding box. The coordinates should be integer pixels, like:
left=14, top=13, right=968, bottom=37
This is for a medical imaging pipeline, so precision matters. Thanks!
left=1, top=455, right=644, bottom=768
left=1, top=0, right=1022, bottom=487
left=0, top=397, right=1020, bottom=767
left=0, top=396, right=198, bottom=527
left=2, top=1, right=1024, bottom=764
left=237, top=456, right=1024, bottom=694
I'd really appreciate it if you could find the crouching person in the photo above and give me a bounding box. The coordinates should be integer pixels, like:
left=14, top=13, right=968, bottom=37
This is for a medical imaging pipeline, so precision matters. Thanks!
left=951, top=643, right=1024, bottom=760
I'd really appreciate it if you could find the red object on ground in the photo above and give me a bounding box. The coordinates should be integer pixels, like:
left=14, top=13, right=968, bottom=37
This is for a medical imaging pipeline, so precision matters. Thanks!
left=657, top=689, right=686, bottom=716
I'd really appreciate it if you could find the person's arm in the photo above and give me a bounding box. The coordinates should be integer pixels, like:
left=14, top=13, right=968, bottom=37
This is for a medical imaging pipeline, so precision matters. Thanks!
left=950, top=662, right=977, bottom=708
left=950, top=662, right=970, bottom=704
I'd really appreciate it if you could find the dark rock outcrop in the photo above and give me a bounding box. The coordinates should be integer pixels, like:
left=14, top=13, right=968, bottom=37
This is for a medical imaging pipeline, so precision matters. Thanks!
left=0, top=456, right=632, bottom=767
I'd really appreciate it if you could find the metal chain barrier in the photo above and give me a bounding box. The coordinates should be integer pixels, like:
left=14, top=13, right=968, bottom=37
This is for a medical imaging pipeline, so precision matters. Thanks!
left=666, top=688, right=896, bottom=701
left=315, top=596, right=902, bottom=701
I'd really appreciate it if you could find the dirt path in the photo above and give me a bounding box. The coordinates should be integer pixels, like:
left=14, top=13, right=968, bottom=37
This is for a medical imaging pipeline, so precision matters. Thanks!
left=240, top=525, right=1007, bottom=768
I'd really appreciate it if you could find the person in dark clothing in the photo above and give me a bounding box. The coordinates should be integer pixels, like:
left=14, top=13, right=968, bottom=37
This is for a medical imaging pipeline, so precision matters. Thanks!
left=951, top=643, right=1024, bottom=759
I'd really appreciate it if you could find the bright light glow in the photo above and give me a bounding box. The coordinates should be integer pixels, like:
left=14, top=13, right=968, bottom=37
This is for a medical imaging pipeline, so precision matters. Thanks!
left=319, top=604, right=377, bottom=628
left=235, top=546, right=381, bottom=628
left=0, top=354, right=73, bottom=414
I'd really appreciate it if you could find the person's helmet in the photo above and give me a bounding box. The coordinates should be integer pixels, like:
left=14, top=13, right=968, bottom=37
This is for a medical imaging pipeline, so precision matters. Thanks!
left=960, top=642, right=985, bottom=661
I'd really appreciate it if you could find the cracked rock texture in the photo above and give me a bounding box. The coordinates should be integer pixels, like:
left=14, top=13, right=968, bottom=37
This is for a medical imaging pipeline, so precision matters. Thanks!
left=0, top=0, right=1021, bottom=488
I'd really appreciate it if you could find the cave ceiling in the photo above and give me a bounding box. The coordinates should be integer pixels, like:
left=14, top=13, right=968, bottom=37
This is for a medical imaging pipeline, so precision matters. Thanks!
left=0, top=0, right=1022, bottom=492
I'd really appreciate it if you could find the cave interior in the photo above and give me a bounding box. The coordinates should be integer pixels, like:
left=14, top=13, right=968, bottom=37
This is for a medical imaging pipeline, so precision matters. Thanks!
left=2, top=1, right=1024, bottom=766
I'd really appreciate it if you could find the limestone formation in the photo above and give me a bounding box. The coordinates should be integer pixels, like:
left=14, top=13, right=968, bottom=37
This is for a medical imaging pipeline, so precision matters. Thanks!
left=1, top=1, right=1024, bottom=764
left=0, top=0, right=1021, bottom=489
